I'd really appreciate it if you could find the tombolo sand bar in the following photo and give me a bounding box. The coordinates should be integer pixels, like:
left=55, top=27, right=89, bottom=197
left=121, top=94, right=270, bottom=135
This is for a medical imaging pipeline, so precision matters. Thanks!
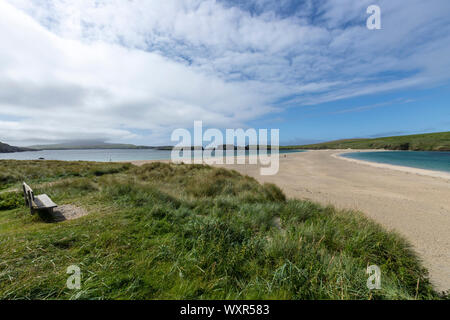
left=131, top=150, right=450, bottom=292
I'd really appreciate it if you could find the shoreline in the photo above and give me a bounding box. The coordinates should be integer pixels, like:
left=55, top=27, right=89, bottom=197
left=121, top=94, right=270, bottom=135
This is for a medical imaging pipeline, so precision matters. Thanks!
left=2, top=148, right=449, bottom=180
left=143, top=149, right=450, bottom=181
left=332, top=150, right=450, bottom=181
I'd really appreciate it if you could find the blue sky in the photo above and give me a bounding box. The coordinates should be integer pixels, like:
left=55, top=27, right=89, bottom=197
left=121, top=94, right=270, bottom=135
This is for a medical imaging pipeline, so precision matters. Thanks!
left=0, top=0, right=449, bottom=146
left=253, top=84, right=450, bottom=145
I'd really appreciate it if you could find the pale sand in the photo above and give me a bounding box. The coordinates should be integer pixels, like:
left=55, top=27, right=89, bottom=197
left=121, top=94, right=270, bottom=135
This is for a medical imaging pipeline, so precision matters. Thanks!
left=52, top=204, right=88, bottom=222
left=130, top=150, right=450, bottom=292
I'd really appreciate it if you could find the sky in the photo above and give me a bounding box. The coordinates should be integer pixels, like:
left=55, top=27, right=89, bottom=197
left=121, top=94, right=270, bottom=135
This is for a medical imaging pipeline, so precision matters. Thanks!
left=0, top=0, right=449, bottom=146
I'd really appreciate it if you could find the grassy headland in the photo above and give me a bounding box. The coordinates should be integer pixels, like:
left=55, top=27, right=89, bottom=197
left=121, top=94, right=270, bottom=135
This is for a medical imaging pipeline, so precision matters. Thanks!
left=0, top=160, right=443, bottom=299
left=0, top=142, right=35, bottom=153
left=282, top=132, right=450, bottom=151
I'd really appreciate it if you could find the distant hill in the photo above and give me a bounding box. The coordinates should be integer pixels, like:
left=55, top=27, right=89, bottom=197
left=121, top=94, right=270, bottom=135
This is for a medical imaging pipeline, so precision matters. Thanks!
left=0, top=142, right=35, bottom=153
left=29, top=141, right=154, bottom=150
left=282, top=132, right=450, bottom=151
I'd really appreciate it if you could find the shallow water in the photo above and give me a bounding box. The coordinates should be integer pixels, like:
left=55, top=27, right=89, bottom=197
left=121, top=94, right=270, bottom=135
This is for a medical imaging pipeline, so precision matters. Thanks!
left=342, top=151, right=450, bottom=173
left=0, top=148, right=304, bottom=162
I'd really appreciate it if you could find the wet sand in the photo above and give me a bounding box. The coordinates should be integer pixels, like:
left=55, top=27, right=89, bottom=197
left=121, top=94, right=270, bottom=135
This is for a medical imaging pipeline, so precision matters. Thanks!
left=131, top=150, right=450, bottom=292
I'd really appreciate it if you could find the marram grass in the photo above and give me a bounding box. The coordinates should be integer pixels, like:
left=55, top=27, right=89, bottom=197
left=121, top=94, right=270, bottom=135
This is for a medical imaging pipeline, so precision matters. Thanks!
left=0, top=160, right=445, bottom=299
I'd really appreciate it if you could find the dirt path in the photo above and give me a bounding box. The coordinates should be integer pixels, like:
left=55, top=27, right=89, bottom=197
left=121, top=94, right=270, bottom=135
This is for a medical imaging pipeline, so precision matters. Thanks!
left=210, top=150, right=450, bottom=292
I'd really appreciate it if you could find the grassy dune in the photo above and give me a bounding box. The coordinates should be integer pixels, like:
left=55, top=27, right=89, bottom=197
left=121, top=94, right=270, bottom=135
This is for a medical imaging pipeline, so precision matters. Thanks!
left=283, top=132, right=450, bottom=151
left=0, top=160, right=131, bottom=191
left=0, top=160, right=443, bottom=299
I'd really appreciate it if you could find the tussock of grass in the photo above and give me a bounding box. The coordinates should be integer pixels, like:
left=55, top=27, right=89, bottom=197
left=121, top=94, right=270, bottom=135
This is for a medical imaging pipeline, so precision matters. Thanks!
left=0, top=192, right=23, bottom=210
left=0, top=161, right=443, bottom=299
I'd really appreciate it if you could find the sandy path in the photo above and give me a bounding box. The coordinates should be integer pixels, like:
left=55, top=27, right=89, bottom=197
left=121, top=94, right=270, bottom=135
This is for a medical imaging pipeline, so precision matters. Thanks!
left=131, top=150, right=450, bottom=292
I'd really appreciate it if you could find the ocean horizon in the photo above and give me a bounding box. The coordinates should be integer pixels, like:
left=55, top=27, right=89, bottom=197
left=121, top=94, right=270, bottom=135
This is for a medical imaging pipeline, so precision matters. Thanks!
left=2, top=149, right=449, bottom=174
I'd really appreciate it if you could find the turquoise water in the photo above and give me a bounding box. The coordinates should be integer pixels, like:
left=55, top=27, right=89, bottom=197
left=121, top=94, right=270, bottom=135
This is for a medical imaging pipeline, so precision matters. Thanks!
left=342, top=151, right=450, bottom=173
left=0, top=148, right=304, bottom=162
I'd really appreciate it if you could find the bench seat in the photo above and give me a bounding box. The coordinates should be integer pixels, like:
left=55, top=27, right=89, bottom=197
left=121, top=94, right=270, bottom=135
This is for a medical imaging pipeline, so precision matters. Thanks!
left=34, top=194, right=57, bottom=209
left=22, top=182, right=57, bottom=215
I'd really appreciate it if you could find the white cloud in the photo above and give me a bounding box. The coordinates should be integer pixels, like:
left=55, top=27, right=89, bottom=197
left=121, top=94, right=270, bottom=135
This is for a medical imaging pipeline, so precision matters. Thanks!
left=1, top=0, right=450, bottom=145
left=0, top=1, right=276, bottom=145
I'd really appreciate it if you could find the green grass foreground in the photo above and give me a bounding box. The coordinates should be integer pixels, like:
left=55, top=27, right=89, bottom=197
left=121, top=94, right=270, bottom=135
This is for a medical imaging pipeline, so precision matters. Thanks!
left=0, top=160, right=443, bottom=299
left=283, top=131, right=450, bottom=151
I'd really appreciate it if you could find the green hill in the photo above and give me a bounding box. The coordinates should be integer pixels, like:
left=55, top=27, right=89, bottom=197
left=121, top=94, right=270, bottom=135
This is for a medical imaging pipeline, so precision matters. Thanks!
left=283, top=132, right=450, bottom=151
left=0, top=160, right=442, bottom=299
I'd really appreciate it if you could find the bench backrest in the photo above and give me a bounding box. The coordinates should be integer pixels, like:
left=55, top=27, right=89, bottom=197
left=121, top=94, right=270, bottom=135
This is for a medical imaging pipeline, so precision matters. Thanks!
left=22, top=182, right=34, bottom=207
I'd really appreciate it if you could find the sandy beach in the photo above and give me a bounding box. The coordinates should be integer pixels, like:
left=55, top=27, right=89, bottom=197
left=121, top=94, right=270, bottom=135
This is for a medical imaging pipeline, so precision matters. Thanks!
left=131, top=150, right=450, bottom=292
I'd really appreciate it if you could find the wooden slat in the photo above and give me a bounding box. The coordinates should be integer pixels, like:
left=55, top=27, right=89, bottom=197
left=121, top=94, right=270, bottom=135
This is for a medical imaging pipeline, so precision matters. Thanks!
left=23, top=182, right=33, bottom=194
left=23, top=184, right=31, bottom=191
left=34, top=194, right=57, bottom=209
left=22, top=184, right=29, bottom=205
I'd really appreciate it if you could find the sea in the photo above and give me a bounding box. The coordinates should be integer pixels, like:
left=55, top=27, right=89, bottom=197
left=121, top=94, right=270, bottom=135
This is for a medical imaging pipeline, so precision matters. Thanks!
left=341, top=151, right=450, bottom=173
left=0, top=148, right=304, bottom=162
left=2, top=149, right=449, bottom=174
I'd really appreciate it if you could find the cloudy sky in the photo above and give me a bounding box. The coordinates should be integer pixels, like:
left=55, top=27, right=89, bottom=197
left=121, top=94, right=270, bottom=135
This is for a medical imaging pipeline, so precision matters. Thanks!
left=1, top=0, right=449, bottom=146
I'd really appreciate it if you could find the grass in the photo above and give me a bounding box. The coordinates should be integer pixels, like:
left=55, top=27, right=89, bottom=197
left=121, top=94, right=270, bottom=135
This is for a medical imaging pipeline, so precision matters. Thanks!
left=0, top=160, right=131, bottom=191
left=282, top=131, right=450, bottom=151
left=0, top=160, right=445, bottom=299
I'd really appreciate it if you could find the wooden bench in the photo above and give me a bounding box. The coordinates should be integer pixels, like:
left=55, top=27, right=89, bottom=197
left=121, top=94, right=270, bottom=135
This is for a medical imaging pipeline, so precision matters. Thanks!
left=22, top=182, right=57, bottom=215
